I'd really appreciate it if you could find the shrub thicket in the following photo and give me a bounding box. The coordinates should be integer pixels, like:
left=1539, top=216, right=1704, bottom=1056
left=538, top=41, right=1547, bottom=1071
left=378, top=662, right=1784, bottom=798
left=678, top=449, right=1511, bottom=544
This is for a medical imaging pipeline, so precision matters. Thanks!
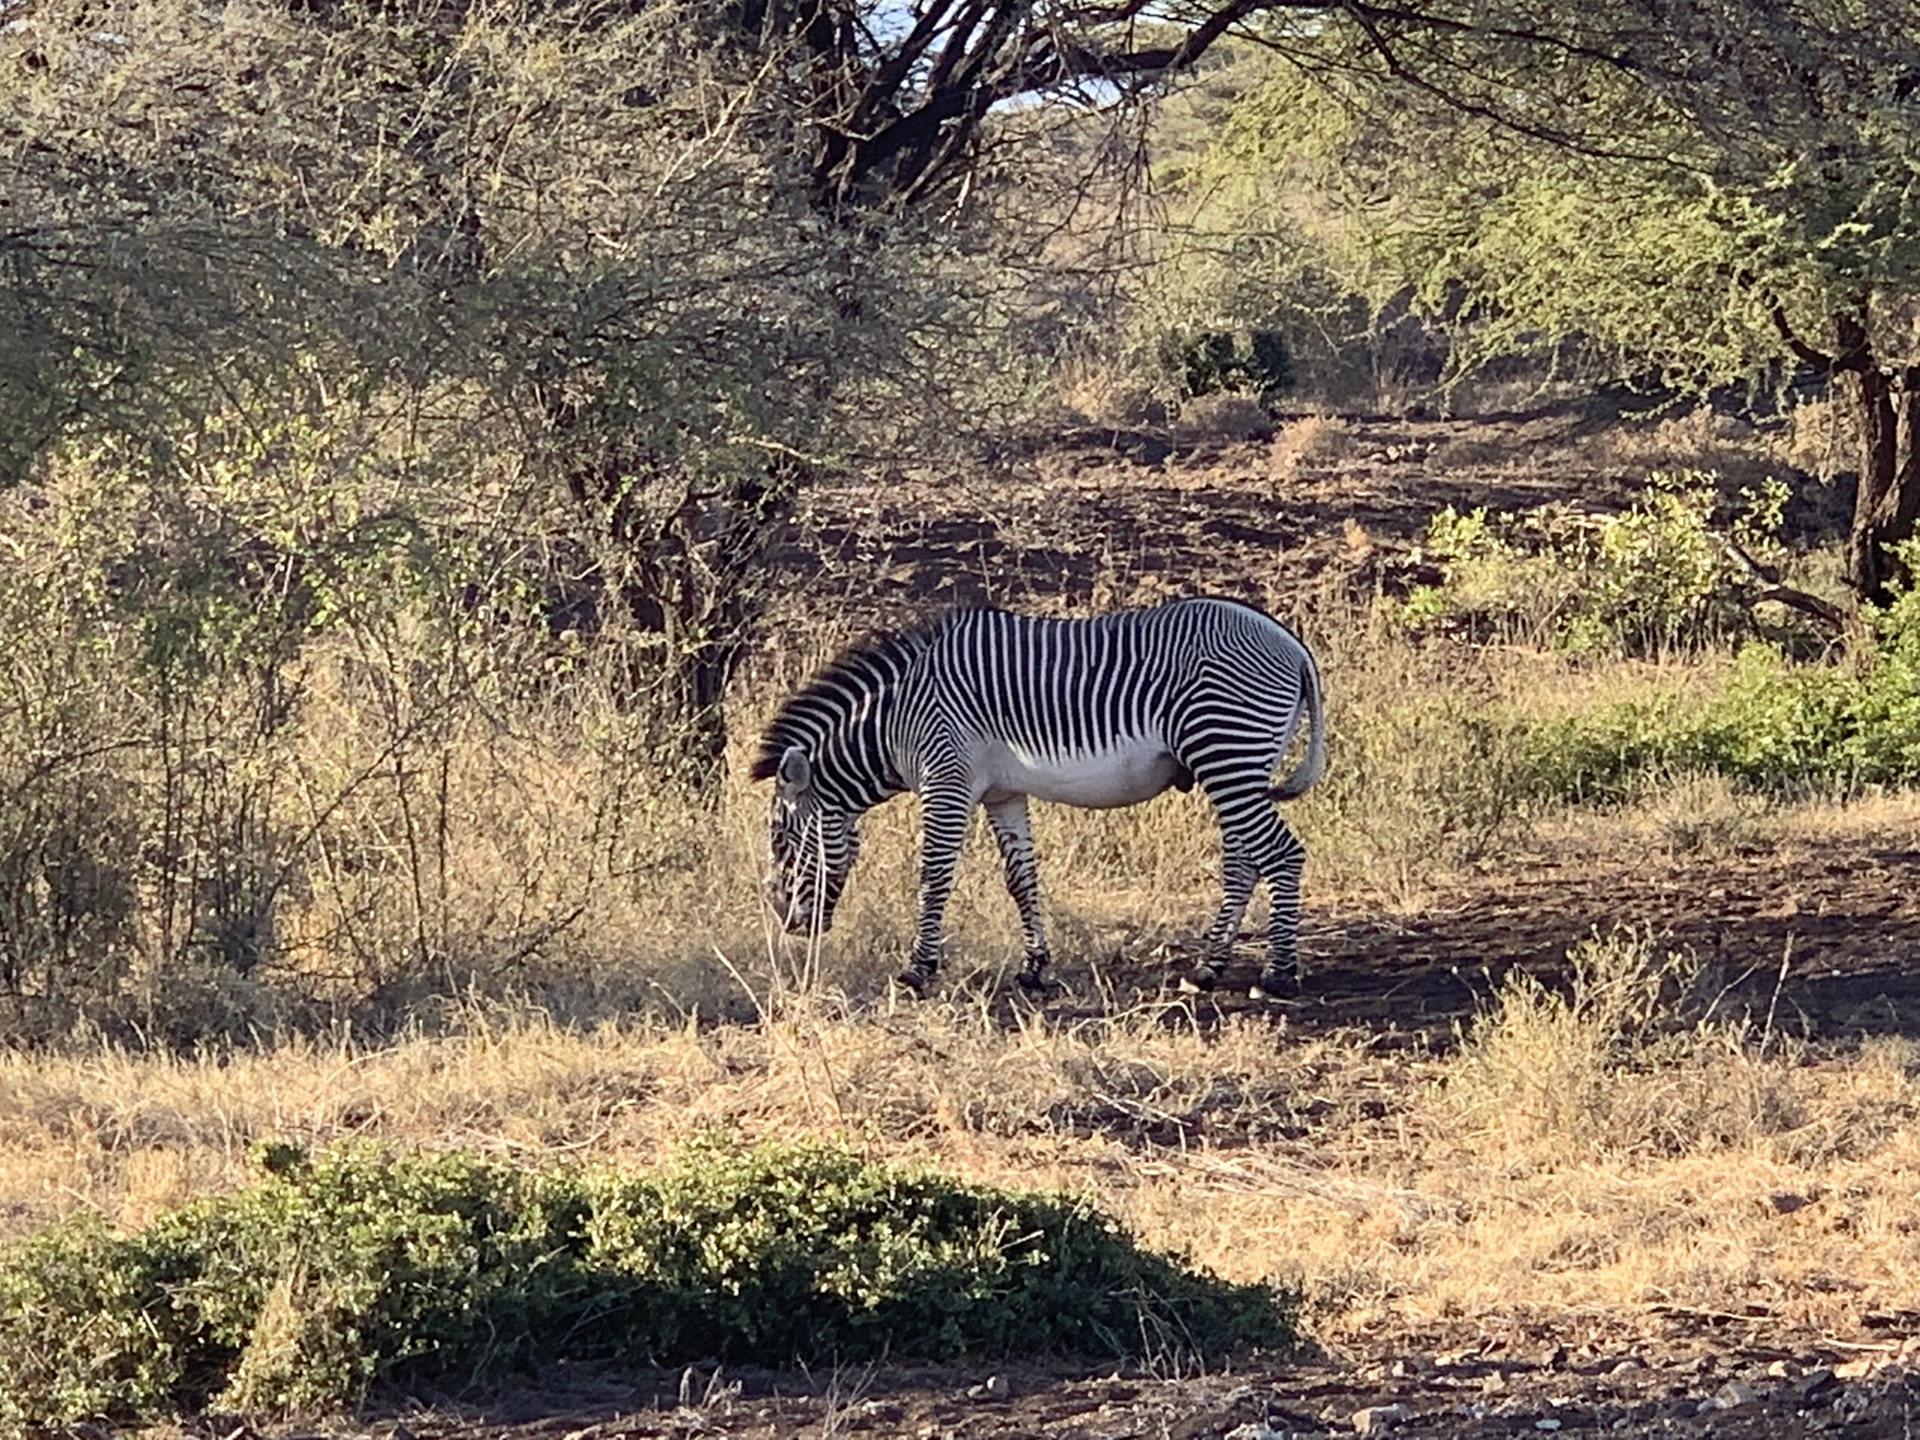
left=1518, top=573, right=1920, bottom=802
left=1392, top=479, right=1920, bottom=807
left=0, top=1138, right=1296, bottom=1427
left=1399, top=470, right=1795, bottom=655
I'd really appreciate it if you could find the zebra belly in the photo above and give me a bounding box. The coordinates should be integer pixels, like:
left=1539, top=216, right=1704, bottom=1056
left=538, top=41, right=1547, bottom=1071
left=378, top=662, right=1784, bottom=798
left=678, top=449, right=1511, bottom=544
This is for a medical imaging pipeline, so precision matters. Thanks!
left=980, top=737, right=1184, bottom=809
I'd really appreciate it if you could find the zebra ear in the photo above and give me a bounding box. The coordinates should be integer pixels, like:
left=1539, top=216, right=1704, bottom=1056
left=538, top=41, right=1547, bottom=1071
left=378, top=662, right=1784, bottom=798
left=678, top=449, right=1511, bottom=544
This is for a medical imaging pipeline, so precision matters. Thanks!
left=776, top=745, right=812, bottom=796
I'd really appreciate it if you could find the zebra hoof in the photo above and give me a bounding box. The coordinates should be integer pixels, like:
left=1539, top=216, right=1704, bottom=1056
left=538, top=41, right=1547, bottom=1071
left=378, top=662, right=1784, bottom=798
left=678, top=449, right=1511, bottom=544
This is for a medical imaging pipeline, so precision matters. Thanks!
left=1249, top=969, right=1297, bottom=1002
left=1014, top=969, right=1050, bottom=995
left=894, top=966, right=933, bottom=996
left=1177, top=965, right=1218, bottom=995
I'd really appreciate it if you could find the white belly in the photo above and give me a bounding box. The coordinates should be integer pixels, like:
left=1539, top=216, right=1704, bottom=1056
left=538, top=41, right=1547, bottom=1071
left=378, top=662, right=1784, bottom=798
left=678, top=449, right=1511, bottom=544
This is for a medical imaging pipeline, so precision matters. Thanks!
left=980, top=736, right=1184, bottom=809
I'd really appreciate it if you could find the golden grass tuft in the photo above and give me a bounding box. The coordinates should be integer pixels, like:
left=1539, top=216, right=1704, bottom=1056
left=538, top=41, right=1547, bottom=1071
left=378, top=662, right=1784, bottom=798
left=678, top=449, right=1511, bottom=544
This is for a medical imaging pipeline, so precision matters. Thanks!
left=1267, top=413, right=1354, bottom=484
left=1438, top=929, right=1802, bottom=1164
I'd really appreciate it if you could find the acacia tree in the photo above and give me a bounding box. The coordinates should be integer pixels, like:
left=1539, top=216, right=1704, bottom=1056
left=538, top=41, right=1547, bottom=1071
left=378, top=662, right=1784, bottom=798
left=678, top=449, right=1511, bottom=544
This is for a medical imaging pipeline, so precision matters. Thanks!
left=19, top=0, right=1907, bottom=787
left=1, top=0, right=1020, bottom=779
left=1165, top=1, right=1920, bottom=603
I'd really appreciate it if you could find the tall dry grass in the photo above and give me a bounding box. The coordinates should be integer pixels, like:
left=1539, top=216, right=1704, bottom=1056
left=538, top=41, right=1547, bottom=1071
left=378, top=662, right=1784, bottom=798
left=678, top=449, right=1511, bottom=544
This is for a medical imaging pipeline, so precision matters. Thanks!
left=1, top=442, right=1618, bottom=1042
left=3, top=941, right=1919, bottom=1347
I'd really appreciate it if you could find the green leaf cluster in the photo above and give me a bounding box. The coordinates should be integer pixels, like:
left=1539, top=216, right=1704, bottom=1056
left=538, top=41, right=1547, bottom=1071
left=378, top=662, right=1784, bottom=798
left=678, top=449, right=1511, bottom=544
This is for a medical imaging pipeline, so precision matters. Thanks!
left=1399, top=471, right=1791, bottom=655
left=1514, top=556, right=1920, bottom=803
left=1157, top=3, right=1920, bottom=399
left=0, top=1139, right=1295, bottom=1428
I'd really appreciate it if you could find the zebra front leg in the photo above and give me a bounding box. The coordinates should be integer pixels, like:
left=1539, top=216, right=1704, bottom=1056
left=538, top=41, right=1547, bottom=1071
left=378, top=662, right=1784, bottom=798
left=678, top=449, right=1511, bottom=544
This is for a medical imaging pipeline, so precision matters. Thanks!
left=985, top=796, right=1052, bottom=992
left=900, top=785, right=974, bottom=994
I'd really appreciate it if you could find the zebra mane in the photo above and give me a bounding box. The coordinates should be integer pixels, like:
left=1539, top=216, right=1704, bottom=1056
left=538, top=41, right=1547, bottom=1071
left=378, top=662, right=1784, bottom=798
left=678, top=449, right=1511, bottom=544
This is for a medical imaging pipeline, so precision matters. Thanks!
left=749, top=617, right=951, bottom=780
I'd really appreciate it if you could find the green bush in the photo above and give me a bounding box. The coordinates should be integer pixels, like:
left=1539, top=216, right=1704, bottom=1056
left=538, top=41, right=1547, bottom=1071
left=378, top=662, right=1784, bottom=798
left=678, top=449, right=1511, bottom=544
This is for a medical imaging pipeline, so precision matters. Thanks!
left=1400, top=471, right=1792, bottom=655
left=1512, top=559, right=1920, bottom=804
left=0, top=1139, right=1295, bottom=1428
left=1167, top=327, right=1295, bottom=401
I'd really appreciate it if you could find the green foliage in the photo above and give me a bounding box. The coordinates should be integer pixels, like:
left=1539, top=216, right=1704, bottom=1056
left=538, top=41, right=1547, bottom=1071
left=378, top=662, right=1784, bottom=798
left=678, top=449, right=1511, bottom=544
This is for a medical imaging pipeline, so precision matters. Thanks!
left=0, top=1140, right=1295, bottom=1428
left=1168, top=328, right=1295, bottom=401
left=1512, top=553, right=1920, bottom=803
left=1399, top=471, right=1791, bottom=655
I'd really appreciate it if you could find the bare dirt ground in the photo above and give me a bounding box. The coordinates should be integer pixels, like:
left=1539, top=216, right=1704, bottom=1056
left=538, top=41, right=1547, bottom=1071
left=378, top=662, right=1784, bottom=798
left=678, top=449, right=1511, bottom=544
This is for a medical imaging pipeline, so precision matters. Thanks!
left=321, top=1327, right=1920, bottom=1440
left=228, top=412, right=1920, bottom=1440
left=1249, top=831, right=1920, bottom=1048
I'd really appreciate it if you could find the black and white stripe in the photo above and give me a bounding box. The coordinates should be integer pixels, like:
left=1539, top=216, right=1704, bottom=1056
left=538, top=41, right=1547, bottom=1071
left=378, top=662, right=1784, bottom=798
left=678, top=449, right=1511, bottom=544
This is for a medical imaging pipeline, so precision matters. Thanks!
left=751, top=596, right=1325, bottom=996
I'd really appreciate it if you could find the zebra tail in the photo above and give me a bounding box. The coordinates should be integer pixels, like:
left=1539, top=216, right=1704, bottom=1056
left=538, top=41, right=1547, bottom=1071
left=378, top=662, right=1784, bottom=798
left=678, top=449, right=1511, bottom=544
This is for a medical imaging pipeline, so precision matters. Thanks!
left=1267, top=652, right=1326, bottom=802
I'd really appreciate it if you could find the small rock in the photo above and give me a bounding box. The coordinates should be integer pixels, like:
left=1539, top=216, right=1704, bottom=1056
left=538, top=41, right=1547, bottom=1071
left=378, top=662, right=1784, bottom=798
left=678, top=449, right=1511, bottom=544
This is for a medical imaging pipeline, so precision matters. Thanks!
left=1712, top=1380, right=1762, bottom=1409
left=1223, top=1426, right=1288, bottom=1440
left=1535, top=1421, right=1563, bottom=1433
left=1766, top=1360, right=1794, bottom=1379
left=1481, top=1370, right=1507, bottom=1394
left=1902, top=1336, right=1920, bottom=1363
left=1608, top=1358, right=1642, bottom=1377
left=1351, top=1403, right=1412, bottom=1434
left=1769, top=1191, right=1811, bottom=1214
left=1391, top=1352, right=1435, bottom=1378
left=1834, top=1356, right=1883, bottom=1380
left=1796, top=1366, right=1837, bottom=1396
left=965, top=1374, right=1010, bottom=1401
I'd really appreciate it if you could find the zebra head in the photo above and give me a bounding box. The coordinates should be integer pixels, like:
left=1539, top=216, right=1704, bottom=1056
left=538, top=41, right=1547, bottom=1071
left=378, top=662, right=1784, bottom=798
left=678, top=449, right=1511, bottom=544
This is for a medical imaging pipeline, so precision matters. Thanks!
left=765, top=745, right=860, bottom=935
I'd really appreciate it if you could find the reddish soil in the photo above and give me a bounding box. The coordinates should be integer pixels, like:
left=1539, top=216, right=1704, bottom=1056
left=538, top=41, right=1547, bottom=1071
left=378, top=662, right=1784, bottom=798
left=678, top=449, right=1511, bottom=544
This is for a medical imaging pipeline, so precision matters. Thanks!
left=319, top=1328, right=1920, bottom=1440
left=774, top=412, right=1640, bottom=624
left=1232, top=832, right=1920, bottom=1048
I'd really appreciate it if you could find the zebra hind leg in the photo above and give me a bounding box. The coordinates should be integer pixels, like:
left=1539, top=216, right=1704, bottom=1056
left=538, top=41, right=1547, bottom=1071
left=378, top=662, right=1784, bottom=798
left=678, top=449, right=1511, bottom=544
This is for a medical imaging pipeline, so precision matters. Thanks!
left=1183, top=821, right=1259, bottom=995
left=1251, top=815, right=1308, bottom=1000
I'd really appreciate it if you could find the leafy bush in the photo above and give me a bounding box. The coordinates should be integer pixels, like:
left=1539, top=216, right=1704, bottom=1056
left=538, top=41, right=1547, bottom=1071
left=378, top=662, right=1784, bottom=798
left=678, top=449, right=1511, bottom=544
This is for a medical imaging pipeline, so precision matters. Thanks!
left=0, top=1139, right=1295, bottom=1427
left=1518, top=565, right=1920, bottom=803
left=1400, top=471, right=1791, bottom=654
left=1167, top=328, right=1295, bottom=401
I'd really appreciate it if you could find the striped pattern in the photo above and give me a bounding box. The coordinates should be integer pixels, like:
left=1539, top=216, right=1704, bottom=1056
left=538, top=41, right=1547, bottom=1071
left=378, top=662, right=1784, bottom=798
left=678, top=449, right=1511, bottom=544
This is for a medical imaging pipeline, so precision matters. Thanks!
left=752, top=597, right=1325, bottom=996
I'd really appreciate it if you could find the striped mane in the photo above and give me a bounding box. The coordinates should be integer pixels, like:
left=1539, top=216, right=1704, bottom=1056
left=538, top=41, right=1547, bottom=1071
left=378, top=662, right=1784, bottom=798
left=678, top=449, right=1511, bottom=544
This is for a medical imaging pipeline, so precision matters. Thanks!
left=749, top=618, right=948, bottom=780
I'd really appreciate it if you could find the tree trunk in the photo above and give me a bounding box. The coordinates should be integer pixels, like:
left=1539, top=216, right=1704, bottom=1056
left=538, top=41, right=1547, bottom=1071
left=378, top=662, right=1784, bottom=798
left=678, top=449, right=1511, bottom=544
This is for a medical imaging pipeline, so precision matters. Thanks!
left=1836, top=309, right=1920, bottom=604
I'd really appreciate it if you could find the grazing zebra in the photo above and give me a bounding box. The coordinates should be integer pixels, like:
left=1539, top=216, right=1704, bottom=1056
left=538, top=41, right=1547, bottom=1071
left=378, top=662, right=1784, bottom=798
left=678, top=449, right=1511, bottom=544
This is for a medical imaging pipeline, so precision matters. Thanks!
left=751, top=597, right=1325, bottom=997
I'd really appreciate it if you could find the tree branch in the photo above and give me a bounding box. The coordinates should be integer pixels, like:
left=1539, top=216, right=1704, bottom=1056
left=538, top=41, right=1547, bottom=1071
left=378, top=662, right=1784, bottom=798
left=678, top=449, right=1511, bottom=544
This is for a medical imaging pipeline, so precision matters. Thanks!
left=1721, top=537, right=1848, bottom=630
left=1768, top=303, right=1839, bottom=374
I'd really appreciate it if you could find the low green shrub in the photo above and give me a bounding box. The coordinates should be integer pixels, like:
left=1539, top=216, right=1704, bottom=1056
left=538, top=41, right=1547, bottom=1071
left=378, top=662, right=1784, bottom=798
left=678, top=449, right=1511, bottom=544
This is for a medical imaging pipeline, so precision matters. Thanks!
left=1518, top=573, right=1920, bottom=803
left=1400, top=471, right=1793, bottom=655
left=0, top=1139, right=1295, bottom=1428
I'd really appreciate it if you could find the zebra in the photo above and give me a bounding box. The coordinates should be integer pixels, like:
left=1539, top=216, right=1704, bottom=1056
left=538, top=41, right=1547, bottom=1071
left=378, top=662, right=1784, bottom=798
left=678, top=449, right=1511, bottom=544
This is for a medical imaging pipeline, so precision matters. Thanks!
left=751, top=596, right=1325, bottom=997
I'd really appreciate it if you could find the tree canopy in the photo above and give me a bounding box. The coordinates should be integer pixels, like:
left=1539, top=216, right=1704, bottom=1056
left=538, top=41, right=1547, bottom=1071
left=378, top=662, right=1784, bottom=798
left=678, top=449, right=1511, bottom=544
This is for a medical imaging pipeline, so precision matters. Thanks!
left=1164, top=0, right=1920, bottom=597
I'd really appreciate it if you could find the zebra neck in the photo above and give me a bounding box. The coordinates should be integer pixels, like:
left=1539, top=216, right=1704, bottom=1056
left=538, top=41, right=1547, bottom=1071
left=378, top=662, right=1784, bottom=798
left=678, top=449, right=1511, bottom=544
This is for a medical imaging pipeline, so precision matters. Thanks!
left=827, top=711, right=902, bottom=812
left=798, top=693, right=901, bottom=814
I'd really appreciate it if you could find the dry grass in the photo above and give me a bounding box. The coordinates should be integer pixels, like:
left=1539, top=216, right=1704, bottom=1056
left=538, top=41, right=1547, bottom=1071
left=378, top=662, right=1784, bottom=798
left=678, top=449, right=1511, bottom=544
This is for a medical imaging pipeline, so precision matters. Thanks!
left=4, top=954, right=1919, bottom=1349
left=1173, top=394, right=1273, bottom=443
left=1267, top=413, right=1355, bottom=484
left=1051, top=359, right=1168, bottom=429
